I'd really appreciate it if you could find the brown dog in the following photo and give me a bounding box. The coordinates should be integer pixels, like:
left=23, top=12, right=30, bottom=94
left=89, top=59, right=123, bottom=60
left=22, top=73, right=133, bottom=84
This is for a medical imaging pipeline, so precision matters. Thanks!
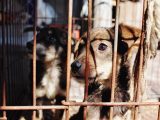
left=70, top=24, right=142, bottom=120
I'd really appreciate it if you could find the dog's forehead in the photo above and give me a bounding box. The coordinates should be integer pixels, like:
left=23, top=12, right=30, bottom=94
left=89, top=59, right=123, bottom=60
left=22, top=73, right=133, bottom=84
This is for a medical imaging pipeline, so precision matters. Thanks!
left=44, top=28, right=55, bottom=35
left=90, top=28, right=112, bottom=41
left=37, top=28, right=53, bottom=37
left=81, top=28, right=113, bottom=43
left=74, top=27, right=114, bottom=53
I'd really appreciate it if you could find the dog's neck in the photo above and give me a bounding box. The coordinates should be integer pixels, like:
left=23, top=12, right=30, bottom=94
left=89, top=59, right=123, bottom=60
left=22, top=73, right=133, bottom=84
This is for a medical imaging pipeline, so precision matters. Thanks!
left=91, top=55, right=131, bottom=102
left=36, top=51, right=66, bottom=99
left=44, top=56, right=61, bottom=70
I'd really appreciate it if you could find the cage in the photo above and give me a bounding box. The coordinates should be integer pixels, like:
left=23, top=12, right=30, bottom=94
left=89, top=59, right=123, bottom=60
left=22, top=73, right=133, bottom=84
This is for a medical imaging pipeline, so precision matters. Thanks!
left=0, top=0, right=160, bottom=120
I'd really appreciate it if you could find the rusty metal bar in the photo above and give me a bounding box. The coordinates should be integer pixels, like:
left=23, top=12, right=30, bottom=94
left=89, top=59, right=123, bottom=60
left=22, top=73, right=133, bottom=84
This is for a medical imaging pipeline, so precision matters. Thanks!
left=0, top=105, right=68, bottom=110
left=0, top=102, right=159, bottom=110
left=66, top=0, right=73, bottom=102
left=1, top=0, right=7, bottom=119
left=72, top=17, right=115, bottom=22
left=134, top=0, right=146, bottom=119
left=83, top=0, right=92, bottom=120
left=33, top=17, right=115, bottom=27
left=62, top=101, right=160, bottom=106
left=109, top=0, right=120, bottom=119
left=66, top=0, right=73, bottom=119
left=0, top=117, right=7, bottom=120
left=32, top=0, right=38, bottom=119
left=85, top=0, right=92, bottom=102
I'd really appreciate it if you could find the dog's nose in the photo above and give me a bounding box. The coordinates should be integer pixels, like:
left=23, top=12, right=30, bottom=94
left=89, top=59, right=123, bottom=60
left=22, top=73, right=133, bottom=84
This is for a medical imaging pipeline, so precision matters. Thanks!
left=26, top=41, right=33, bottom=49
left=71, top=61, right=82, bottom=72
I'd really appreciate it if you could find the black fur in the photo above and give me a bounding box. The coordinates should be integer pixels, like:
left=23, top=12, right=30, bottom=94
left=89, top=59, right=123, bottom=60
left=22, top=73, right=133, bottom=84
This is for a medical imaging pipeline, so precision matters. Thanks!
left=20, top=27, right=69, bottom=120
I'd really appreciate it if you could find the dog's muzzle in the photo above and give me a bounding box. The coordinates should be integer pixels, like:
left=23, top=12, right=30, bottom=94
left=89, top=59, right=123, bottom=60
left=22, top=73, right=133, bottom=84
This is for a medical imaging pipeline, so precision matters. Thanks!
left=71, top=60, right=82, bottom=73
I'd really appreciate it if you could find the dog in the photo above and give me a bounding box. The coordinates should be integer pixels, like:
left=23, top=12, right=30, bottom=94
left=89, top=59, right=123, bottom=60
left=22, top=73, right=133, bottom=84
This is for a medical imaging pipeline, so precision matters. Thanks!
left=70, top=24, right=142, bottom=120
left=20, top=26, right=71, bottom=120
left=26, top=27, right=69, bottom=99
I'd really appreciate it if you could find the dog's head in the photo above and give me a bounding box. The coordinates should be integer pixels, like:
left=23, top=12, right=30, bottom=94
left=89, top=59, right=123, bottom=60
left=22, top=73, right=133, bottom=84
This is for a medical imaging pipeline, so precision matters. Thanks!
left=71, top=24, right=141, bottom=86
left=26, top=27, right=69, bottom=62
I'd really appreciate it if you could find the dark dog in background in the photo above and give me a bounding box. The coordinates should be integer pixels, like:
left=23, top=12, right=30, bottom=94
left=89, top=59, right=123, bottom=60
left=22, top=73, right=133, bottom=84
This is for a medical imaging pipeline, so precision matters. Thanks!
left=26, top=27, right=68, bottom=99
left=20, top=27, right=72, bottom=120
left=70, top=24, right=142, bottom=120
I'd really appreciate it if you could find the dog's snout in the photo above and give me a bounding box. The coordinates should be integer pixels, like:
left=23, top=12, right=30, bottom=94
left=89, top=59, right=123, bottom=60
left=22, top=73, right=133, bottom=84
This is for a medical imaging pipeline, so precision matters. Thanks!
left=26, top=41, right=33, bottom=49
left=71, top=61, right=82, bottom=72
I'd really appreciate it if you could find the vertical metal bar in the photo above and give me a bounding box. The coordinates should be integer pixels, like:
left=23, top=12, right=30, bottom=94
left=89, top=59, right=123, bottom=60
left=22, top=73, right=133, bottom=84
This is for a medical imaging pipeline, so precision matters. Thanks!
left=32, top=0, right=37, bottom=119
left=109, top=0, right=120, bottom=119
left=1, top=0, right=7, bottom=119
left=66, top=0, right=73, bottom=119
left=83, top=0, right=92, bottom=120
left=66, top=0, right=73, bottom=102
left=84, top=0, right=92, bottom=102
left=134, top=0, right=146, bottom=119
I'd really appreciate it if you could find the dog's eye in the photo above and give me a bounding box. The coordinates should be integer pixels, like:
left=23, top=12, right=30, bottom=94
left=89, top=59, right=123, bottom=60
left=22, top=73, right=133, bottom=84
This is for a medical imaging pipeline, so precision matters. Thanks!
left=98, top=43, right=108, bottom=51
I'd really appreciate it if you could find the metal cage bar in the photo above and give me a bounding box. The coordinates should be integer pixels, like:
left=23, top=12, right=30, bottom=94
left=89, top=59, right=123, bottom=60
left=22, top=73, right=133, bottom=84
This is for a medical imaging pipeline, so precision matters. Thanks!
left=134, top=0, right=146, bottom=119
left=0, top=105, right=68, bottom=110
left=65, top=0, right=73, bottom=119
left=0, top=101, right=159, bottom=110
left=32, top=0, right=38, bottom=119
left=62, top=101, right=160, bottom=106
left=0, top=0, right=160, bottom=120
left=109, top=0, right=120, bottom=119
left=83, top=0, right=93, bottom=120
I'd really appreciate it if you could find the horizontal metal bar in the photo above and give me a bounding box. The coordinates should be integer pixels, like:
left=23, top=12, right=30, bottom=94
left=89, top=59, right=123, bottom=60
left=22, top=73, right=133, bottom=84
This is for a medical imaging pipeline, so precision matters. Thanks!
left=0, top=105, right=68, bottom=111
left=1, top=101, right=159, bottom=111
left=62, top=101, right=160, bottom=106
left=0, top=117, right=7, bottom=120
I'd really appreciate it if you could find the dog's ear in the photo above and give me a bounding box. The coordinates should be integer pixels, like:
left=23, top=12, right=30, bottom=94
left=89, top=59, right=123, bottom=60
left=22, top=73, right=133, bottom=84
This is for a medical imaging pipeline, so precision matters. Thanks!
left=73, top=32, right=86, bottom=54
left=118, top=24, right=141, bottom=48
left=110, top=24, right=141, bottom=55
